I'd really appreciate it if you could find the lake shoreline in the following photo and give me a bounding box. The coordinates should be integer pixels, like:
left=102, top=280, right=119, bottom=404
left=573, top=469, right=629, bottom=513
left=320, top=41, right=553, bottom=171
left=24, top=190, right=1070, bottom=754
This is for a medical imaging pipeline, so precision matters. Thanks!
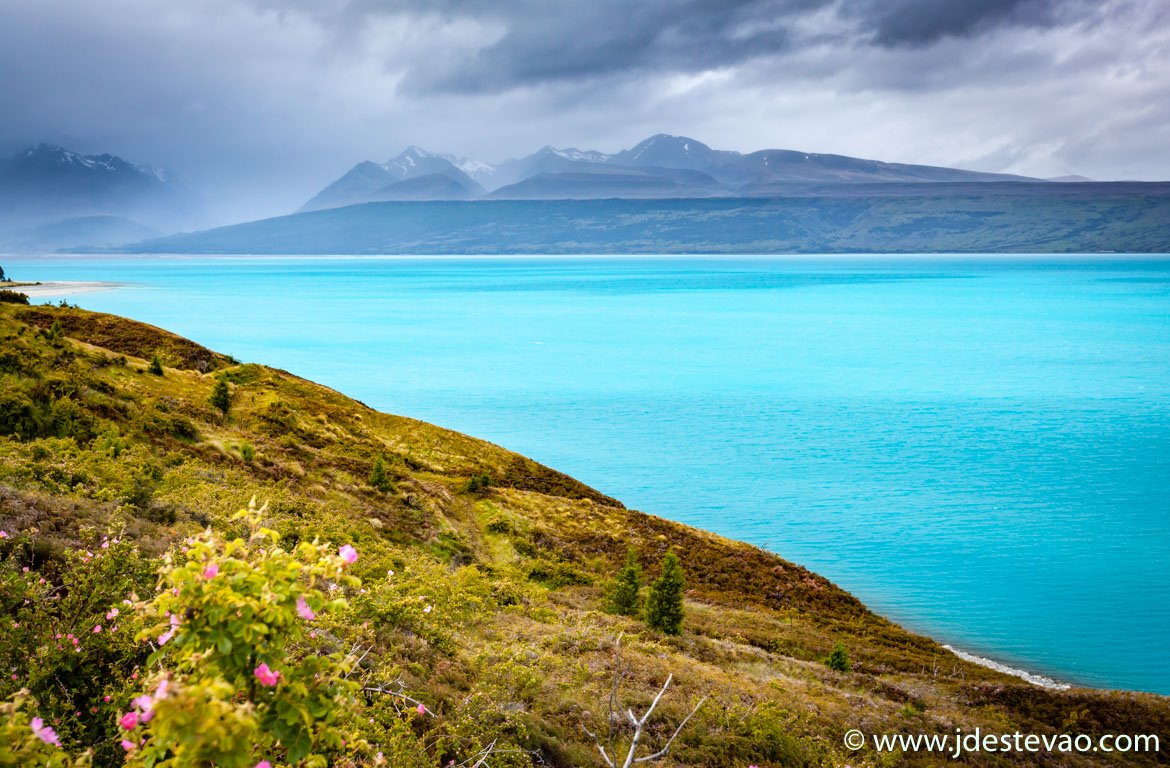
left=943, top=645, right=1072, bottom=691
left=2, top=280, right=122, bottom=297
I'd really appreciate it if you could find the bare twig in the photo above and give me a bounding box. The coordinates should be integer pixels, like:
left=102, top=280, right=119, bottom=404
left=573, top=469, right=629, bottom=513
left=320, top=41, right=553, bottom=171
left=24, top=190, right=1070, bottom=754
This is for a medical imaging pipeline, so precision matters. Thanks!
left=363, top=679, right=435, bottom=717
left=584, top=637, right=708, bottom=767
left=582, top=724, right=617, bottom=768
left=633, top=693, right=707, bottom=764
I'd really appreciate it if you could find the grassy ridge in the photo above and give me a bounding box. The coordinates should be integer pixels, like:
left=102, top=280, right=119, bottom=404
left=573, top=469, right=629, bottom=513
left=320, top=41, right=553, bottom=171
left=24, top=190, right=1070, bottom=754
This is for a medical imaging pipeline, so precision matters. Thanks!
left=112, top=184, right=1170, bottom=255
left=1, top=302, right=1167, bottom=766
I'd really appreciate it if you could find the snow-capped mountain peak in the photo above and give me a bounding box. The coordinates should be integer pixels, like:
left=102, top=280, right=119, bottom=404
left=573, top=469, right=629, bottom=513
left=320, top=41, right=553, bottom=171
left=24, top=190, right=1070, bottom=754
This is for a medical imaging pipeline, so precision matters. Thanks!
left=12, top=144, right=177, bottom=181
left=382, top=146, right=453, bottom=178
left=547, top=146, right=611, bottom=163
left=22, top=144, right=124, bottom=173
left=0, top=143, right=203, bottom=239
left=401, top=145, right=436, bottom=159
left=438, top=153, right=497, bottom=184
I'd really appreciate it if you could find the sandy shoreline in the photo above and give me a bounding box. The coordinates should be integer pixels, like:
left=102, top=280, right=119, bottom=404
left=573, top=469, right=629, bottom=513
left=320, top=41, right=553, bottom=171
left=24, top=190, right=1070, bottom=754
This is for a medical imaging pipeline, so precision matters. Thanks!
left=943, top=644, right=1072, bottom=690
left=2, top=281, right=121, bottom=297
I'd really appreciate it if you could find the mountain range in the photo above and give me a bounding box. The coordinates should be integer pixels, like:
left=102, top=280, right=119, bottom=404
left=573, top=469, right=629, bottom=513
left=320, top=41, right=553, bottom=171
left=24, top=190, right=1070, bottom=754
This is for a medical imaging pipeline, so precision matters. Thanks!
left=0, top=143, right=204, bottom=248
left=300, top=134, right=1042, bottom=211
left=5, top=135, right=1156, bottom=255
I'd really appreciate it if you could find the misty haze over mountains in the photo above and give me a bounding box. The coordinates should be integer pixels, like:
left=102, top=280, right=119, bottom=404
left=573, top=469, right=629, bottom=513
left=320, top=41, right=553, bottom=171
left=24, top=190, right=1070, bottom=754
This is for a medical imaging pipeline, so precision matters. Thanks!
left=300, top=134, right=1042, bottom=211
left=0, top=143, right=205, bottom=250
left=1, top=133, right=1165, bottom=254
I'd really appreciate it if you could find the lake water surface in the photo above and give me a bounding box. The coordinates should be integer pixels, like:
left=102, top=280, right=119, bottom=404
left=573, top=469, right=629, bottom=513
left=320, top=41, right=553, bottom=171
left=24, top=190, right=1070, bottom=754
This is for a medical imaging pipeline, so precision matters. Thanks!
left=6, top=253, right=1169, bottom=694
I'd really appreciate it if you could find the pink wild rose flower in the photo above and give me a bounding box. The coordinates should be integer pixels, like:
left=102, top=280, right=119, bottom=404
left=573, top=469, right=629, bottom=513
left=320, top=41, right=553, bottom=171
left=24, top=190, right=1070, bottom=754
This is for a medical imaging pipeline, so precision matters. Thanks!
left=254, top=663, right=280, bottom=687
left=296, top=596, right=316, bottom=621
left=30, top=717, right=61, bottom=747
left=158, top=613, right=180, bottom=645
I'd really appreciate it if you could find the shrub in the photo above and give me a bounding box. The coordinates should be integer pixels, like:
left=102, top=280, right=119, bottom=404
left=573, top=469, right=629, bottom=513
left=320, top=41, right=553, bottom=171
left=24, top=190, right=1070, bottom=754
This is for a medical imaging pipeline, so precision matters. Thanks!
left=122, top=463, right=162, bottom=511
left=607, top=550, right=642, bottom=617
left=0, top=390, right=96, bottom=443
left=484, top=518, right=512, bottom=535
left=464, top=473, right=491, bottom=493
left=208, top=379, right=232, bottom=417
left=0, top=690, right=92, bottom=767
left=369, top=455, right=393, bottom=493
left=95, top=428, right=129, bottom=458
left=645, top=550, right=685, bottom=635
left=0, top=533, right=153, bottom=763
left=123, top=499, right=368, bottom=767
left=147, top=355, right=164, bottom=376
left=825, top=642, right=851, bottom=673
left=0, top=289, right=29, bottom=305
left=359, top=553, right=493, bottom=652
left=739, top=701, right=820, bottom=767
left=239, top=442, right=255, bottom=464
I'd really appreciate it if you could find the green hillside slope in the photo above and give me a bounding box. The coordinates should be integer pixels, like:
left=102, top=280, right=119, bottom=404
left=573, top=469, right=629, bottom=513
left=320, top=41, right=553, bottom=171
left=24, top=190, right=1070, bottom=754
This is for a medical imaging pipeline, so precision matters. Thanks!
left=0, top=301, right=1166, bottom=766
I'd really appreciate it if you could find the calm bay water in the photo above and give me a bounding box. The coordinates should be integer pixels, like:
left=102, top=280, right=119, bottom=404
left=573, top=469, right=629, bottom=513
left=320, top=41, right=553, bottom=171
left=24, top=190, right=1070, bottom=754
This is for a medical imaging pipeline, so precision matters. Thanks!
left=6, top=253, right=1170, bottom=694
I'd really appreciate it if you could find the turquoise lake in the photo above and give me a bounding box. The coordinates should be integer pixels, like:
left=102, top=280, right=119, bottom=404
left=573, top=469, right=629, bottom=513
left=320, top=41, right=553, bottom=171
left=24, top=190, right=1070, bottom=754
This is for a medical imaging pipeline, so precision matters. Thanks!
left=5, top=253, right=1169, bottom=695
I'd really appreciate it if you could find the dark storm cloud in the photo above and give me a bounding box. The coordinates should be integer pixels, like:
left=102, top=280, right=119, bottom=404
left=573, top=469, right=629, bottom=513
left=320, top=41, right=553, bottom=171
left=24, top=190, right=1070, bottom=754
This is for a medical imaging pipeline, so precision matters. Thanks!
left=861, top=0, right=1071, bottom=48
left=392, top=0, right=834, bottom=93
left=343, top=0, right=1102, bottom=93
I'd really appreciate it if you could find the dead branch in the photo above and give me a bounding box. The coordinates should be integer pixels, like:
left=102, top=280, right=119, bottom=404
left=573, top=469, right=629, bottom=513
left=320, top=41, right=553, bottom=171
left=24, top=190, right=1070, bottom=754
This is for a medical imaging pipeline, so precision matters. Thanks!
left=584, top=636, right=708, bottom=767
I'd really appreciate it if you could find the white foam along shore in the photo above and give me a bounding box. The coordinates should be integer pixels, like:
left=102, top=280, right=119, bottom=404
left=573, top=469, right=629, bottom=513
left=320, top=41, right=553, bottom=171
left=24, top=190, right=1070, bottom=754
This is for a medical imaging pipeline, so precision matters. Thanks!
left=943, top=645, right=1072, bottom=690
left=3, top=281, right=120, bottom=297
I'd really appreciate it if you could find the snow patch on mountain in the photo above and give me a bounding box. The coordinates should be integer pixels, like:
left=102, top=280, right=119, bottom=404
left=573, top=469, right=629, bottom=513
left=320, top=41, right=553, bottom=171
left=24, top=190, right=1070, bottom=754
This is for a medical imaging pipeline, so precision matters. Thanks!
left=439, top=154, right=497, bottom=183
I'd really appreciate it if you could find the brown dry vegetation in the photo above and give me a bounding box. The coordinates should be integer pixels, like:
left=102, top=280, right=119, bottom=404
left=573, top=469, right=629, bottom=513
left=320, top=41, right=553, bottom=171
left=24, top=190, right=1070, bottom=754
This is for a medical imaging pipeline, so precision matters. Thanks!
left=1, top=301, right=1167, bottom=766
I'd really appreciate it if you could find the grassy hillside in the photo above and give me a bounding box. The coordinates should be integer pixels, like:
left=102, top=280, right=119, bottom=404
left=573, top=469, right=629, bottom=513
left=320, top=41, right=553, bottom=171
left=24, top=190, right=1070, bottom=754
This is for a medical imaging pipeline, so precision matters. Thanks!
left=113, top=183, right=1170, bottom=255
left=0, top=300, right=1167, bottom=766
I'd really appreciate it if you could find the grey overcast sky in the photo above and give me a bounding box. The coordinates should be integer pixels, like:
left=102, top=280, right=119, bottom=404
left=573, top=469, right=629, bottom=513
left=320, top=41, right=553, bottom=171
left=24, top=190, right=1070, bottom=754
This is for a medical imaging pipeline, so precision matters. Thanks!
left=2, top=0, right=1168, bottom=221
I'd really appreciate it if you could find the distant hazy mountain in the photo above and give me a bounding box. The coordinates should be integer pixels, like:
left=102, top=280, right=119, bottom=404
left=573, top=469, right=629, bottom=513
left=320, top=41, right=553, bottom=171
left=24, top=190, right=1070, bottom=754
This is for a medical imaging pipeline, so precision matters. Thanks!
left=484, top=146, right=614, bottom=189
left=303, top=134, right=1047, bottom=209
left=300, top=147, right=485, bottom=210
left=439, top=153, right=496, bottom=186
left=3, top=215, right=160, bottom=251
left=611, top=134, right=740, bottom=174
left=486, top=166, right=726, bottom=200
left=120, top=182, right=1170, bottom=256
left=616, top=135, right=1038, bottom=187
left=0, top=143, right=202, bottom=248
left=382, top=145, right=458, bottom=180
left=370, top=171, right=485, bottom=201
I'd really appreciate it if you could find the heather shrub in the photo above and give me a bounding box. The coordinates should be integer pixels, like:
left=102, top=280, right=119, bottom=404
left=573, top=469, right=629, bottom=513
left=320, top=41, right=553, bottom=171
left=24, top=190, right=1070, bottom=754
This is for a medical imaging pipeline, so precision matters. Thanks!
left=464, top=472, right=491, bottom=493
